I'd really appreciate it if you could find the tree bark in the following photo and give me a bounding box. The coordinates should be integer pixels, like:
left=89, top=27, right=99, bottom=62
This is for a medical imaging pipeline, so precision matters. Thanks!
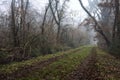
left=112, top=0, right=119, bottom=39
left=79, top=0, right=111, bottom=46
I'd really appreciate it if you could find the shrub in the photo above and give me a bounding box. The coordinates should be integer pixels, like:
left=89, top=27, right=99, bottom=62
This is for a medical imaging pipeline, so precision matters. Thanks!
left=109, top=39, right=120, bottom=56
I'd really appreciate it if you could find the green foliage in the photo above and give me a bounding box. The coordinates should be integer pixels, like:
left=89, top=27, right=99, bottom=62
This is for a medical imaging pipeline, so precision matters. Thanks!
left=0, top=47, right=82, bottom=74
left=30, top=48, right=42, bottom=57
left=0, top=50, right=11, bottom=64
left=18, top=46, right=92, bottom=80
left=54, top=45, right=72, bottom=52
left=109, top=39, right=120, bottom=56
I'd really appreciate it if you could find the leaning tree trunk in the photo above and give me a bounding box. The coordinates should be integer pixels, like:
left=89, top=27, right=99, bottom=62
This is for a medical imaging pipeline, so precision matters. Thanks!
left=78, top=0, right=111, bottom=47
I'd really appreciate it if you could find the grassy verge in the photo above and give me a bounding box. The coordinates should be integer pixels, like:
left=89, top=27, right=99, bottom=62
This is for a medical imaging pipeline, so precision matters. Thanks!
left=0, top=46, right=84, bottom=74
left=96, top=48, right=120, bottom=80
left=18, top=46, right=92, bottom=80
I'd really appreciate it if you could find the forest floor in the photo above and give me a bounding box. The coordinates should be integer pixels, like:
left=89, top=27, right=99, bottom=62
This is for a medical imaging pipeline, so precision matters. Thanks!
left=0, top=46, right=120, bottom=80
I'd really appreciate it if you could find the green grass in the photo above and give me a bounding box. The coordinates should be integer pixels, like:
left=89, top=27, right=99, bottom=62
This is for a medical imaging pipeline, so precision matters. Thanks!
left=18, top=46, right=92, bottom=80
left=0, top=46, right=84, bottom=74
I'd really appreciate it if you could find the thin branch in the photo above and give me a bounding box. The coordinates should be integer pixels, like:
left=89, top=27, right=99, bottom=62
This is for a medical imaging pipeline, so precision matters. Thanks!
left=78, top=0, right=111, bottom=46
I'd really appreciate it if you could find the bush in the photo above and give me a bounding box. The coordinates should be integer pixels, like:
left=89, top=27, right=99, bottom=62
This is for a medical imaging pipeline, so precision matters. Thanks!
left=30, top=48, right=42, bottom=57
left=109, top=39, right=120, bottom=56
left=0, top=51, right=8, bottom=64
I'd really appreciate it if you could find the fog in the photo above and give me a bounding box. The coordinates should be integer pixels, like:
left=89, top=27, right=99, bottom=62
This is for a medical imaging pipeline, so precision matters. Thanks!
left=0, top=0, right=98, bottom=45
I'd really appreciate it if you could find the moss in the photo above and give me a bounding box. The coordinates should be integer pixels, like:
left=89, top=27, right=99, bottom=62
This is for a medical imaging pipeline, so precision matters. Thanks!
left=0, top=46, right=83, bottom=74
left=18, top=47, right=92, bottom=80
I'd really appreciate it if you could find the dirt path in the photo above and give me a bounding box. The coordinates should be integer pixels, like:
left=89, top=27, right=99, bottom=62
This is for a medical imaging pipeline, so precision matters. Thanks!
left=0, top=48, right=81, bottom=80
left=66, top=48, right=101, bottom=80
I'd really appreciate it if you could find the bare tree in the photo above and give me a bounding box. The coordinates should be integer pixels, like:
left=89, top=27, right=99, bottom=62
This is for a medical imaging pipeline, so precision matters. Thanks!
left=49, top=0, right=69, bottom=43
left=11, top=0, right=20, bottom=47
left=113, top=0, right=120, bottom=39
left=78, top=0, right=111, bottom=46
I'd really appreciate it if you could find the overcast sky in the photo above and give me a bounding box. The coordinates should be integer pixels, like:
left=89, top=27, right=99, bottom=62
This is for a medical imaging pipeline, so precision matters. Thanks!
left=0, top=0, right=88, bottom=23
left=0, top=0, right=97, bottom=44
left=0, top=0, right=89, bottom=25
left=30, top=0, right=89, bottom=23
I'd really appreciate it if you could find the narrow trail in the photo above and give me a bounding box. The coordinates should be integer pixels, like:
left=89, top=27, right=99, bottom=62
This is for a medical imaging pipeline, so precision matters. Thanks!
left=0, top=48, right=81, bottom=80
left=66, top=48, right=101, bottom=80
left=1, top=47, right=119, bottom=80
